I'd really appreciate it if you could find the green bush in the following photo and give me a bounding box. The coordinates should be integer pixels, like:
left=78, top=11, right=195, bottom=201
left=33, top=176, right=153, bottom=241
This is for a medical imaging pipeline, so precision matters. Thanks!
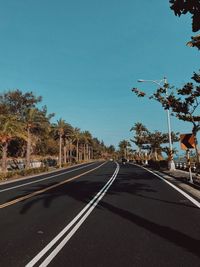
left=0, top=166, right=49, bottom=181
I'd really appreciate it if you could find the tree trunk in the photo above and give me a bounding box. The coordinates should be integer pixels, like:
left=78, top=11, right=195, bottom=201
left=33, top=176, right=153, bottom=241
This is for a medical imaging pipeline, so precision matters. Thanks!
left=88, top=146, right=91, bottom=160
left=79, top=144, right=83, bottom=161
left=86, top=143, right=89, bottom=161
left=84, top=144, right=86, bottom=161
left=90, top=147, right=93, bottom=160
left=154, top=149, right=158, bottom=161
left=63, top=145, right=67, bottom=164
left=59, top=134, right=62, bottom=168
left=2, top=142, right=8, bottom=173
left=76, top=140, right=79, bottom=162
left=66, top=141, right=69, bottom=162
left=26, top=127, right=31, bottom=169
left=69, top=140, right=72, bottom=164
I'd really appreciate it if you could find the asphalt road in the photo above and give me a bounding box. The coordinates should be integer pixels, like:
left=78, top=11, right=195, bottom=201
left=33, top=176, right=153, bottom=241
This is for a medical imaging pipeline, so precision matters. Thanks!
left=0, top=161, right=200, bottom=267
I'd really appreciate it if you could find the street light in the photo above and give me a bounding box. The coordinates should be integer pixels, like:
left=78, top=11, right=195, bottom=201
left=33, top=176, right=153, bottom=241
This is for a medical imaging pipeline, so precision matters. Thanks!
left=137, top=77, right=176, bottom=171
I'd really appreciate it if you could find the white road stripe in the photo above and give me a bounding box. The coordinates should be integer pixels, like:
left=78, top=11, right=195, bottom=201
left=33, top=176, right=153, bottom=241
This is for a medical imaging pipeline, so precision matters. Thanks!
left=134, top=164, right=200, bottom=209
left=0, top=162, right=97, bottom=193
left=26, top=163, right=119, bottom=267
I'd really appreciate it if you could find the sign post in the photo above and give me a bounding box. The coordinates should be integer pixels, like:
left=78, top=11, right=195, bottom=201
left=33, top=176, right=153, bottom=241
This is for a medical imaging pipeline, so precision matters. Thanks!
left=186, top=149, right=193, bottom=183
left=180, top=133, right=195, bottom=183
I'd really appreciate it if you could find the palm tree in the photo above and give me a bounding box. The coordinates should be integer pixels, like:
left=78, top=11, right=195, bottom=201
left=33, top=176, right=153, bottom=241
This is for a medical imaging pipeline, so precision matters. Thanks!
left=52, top=119, right=74, bottom=167
left=62, top=123, right=73, bottom=164
left=92, top=137, right=101, bottom=160
left=118, top=140, right=131, bottom=159
left=0, top=115, right=25, bottom=173
left=24, top=108, right=46, bottom=169
left=73, top=127, right=81, bottom=162
left=148, top=131, right=179, bottom=161
left=24, top=108, right=50, bottom=169
left=53, top=119, right=66, bottom=168
left=78, top=131, right=93, bottom=162
left=82, top=131, right=93, bottom=161
left=147, top=131, right=168, bottom=161
left=130, top=122, right=149, bottom=155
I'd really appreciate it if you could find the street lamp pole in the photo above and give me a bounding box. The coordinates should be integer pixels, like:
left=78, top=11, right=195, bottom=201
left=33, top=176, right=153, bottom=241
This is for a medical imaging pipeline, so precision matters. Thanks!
left=137, top=77, right=176, bottom=171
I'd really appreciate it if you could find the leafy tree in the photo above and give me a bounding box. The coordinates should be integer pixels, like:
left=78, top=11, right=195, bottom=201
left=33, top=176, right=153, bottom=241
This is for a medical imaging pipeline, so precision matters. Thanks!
left=169, top=0, right=200, bottom=49
left=130, top=122, right=179, bottom=161
left=0, top=90, right=54, bottom=169
left=0, top=89, right=42, bottom=117
left=92, top=137, right=104, bottom=159
left=148, top=131, right=169, bottom=160
left=152, top=76, right=200, bottom=165
left=148, top=130, right=179, bottom=158
left=106, top=145, right=115, bottom=155
left=107, top=145, right=115, bottom=153
left=130, top=123, right=149, bottom=154
left=0, top=115, right=25, bottom=172
left=8, top=137, right=26, bottom=158
left=0, top=88, right=117, bottom=172
left=104, top=145, right=116, bottom=160
left=24, top=107, right=53, bottom=168
left=132, top=72, right=200, bottom=166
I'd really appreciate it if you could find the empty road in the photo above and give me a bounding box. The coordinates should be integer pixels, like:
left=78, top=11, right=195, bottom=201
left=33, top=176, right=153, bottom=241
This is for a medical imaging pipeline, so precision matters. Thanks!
left=0, top=161, right=200, bottom=267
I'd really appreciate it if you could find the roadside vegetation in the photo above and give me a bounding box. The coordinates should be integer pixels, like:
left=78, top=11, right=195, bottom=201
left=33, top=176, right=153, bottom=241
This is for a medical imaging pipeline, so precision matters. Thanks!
left=125, top=2, right=200, bottom=171
left=0, top=89, right=116, bottom=180
left=116, top=122, right=179, bottom=168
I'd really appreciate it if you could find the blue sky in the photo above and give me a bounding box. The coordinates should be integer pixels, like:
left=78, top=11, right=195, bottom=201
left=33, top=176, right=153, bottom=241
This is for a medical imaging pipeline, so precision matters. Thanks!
left=0, top=0, right=199, bottom=152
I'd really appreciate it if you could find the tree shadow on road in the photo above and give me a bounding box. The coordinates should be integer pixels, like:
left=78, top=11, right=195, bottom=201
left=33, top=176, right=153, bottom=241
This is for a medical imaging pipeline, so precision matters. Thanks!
left=3, top=163, right=200, bottom=259
left=9, top=164, right=197, bottom=215
left=99, top=201, right=200, bottom=259
left=17, top=175, right=156, bottom=214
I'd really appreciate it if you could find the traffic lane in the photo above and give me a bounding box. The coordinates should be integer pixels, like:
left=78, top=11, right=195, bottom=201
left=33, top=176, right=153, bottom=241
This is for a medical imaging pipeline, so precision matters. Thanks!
left=0, top=161, right=117, bottom=267
left=0, top=161, right=105, bottom=204
left=0, top=161, right=97, bottom=190
left=50, top=163, right=200, bottom=267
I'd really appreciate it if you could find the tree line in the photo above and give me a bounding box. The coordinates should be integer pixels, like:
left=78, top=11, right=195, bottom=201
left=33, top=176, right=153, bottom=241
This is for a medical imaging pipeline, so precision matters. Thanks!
left=117, top=123, right=179, bottom=163
left=0, top=89, right=114, bottom=174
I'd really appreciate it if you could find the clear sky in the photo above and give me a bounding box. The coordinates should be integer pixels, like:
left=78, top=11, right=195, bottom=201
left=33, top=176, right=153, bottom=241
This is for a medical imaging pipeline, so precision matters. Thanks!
left=0, top=0, right=199, bottom=152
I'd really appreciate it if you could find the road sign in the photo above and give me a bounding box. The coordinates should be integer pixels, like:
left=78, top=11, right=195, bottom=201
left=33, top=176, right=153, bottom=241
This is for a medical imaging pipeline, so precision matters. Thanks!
left=180, top=133, right=195, bottom=150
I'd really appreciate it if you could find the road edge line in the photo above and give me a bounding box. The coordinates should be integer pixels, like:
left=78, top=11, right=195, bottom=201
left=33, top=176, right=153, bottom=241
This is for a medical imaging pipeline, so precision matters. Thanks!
left=132, top=164, right=200, bottom=209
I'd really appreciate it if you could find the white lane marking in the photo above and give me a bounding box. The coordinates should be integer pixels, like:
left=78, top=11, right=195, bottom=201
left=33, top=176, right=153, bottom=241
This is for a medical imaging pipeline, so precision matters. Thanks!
left=0, top=162, right=97, bottom=193
left=26, top=163, right=119, bottom=267
left=134, top=164, right=200, bottom=209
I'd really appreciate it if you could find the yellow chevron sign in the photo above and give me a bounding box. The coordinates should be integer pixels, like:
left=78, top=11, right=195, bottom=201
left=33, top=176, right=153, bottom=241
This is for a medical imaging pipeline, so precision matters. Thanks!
left=180, top=134, right=195, bottom=150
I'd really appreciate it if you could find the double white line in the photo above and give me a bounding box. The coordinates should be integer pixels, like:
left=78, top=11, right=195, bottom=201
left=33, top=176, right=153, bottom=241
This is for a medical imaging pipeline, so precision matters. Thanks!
left=26, top=162, right=120, bottom=267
